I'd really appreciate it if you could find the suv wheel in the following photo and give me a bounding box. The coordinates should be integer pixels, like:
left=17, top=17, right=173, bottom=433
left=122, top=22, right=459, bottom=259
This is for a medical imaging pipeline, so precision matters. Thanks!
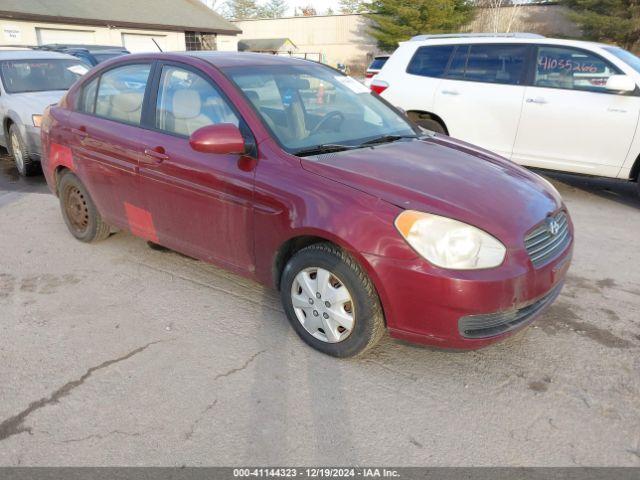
left=58, top=172, right=111, bottom=243
left=9, top=124, right=39, bottom=176
left=280, top=243, right=385, bottom=357
left=409, top=113, right=446, bottom=135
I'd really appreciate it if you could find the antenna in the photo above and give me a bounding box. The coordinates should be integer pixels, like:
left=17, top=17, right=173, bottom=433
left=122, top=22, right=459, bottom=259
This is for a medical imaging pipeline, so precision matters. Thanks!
left=152, top=39, right=163, bottom=52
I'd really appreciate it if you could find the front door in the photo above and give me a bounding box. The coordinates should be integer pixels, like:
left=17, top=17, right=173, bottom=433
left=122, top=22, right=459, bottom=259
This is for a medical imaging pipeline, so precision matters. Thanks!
left=433, top=44, right=530, bottom=158
left=136, top=63, right=256, bottom=271
left=512, top=45, right=640, bottom=177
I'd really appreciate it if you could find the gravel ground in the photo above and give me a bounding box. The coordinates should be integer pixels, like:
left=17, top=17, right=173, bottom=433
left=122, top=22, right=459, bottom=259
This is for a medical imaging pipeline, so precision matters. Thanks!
left=0, top=150, right=639, bottom=466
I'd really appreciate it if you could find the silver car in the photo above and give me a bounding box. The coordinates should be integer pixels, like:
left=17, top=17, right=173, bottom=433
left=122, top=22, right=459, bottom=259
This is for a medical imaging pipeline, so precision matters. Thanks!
left=0, top=50, right=89, bottom=176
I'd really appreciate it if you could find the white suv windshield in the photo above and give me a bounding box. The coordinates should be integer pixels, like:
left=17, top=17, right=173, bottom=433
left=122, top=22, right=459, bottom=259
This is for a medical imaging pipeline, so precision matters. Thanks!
left=604, top=46, right=640, bottom=74
left=0, top=59, right=89, bottom=94
left=223, top=63, right=416, bottom=154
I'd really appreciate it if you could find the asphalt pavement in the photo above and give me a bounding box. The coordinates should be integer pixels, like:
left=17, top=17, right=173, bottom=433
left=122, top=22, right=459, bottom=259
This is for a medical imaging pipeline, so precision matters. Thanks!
left=0, top=149, right=639, bottom=466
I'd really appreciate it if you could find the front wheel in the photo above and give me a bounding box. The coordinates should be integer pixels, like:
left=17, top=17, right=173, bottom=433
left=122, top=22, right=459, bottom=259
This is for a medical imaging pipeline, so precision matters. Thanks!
left=58, top=172, right=111, bottom=243
left=9, top=124, right=39, bottom=176
left=280, top=243, right=385, bottom=357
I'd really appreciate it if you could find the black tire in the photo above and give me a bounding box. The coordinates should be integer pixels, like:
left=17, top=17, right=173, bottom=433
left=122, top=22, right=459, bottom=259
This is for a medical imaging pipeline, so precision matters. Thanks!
left=280, top=243, right=385, bottom=357
left=410, top=114, right=446, bottom=135
left=58, top=172, right=111, bottom=243
left=8, top=124, right=40, bottom=176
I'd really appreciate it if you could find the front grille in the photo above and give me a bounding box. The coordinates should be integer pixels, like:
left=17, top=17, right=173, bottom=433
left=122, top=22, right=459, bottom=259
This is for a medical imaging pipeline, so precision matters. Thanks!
left=524, top=211, right=571, bottom=268
left=458, top=282, right=564, bottom=339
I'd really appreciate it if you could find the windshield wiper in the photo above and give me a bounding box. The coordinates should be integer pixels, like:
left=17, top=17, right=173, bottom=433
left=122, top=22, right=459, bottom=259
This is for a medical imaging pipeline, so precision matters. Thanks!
left=293, top=144, right=358, bottom=157
left=358, top=134, right=423, bottom=147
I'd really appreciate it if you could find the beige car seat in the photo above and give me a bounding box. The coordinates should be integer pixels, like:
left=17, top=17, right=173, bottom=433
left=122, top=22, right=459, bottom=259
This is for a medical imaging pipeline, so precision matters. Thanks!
left=170, top=89, right=213, bottom=136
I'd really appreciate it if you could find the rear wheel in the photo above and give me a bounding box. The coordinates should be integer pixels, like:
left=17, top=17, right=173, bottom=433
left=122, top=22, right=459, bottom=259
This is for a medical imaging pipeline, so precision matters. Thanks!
left=58, top=172, right=111, bottom=243
left=9, top=124, right=39, bottom=176
left=280, top=243, right=385, bottom=357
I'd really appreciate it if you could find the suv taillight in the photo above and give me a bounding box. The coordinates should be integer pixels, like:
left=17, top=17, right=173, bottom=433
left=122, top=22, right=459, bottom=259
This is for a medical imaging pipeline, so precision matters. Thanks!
left=370, top=80, right=389, bottom=95
left=365, top=72, right=375, bottom=78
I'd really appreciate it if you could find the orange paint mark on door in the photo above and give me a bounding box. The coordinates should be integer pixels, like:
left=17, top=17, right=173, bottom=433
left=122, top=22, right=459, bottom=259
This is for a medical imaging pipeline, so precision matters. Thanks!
left=124, top=202, right=158, bottom=242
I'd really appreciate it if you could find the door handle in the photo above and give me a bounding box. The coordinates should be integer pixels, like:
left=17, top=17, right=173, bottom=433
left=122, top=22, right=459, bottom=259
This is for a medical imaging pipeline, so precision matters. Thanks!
left=71, top=127, right=88, bottom=138
left=441, top=90, right=459, bottom=96
left=142, top=147, right=169, bottom=165
left=526, top=98, right=547, bottom=105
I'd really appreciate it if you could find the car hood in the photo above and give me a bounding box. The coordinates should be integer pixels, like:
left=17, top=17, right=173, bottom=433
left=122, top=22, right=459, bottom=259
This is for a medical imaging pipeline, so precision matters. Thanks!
left=6, top=90, right=65, bottom=118
left=301, top=135, right=563, bottom=246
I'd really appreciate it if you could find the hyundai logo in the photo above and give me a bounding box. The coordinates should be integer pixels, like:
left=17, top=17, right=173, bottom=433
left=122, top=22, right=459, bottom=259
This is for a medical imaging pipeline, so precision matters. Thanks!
left=546, top=217, right=561, bottom=236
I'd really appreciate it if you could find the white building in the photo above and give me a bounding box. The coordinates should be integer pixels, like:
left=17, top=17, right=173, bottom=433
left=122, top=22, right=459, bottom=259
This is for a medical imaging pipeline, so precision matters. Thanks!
left=0, top=0, right=241, bottom=52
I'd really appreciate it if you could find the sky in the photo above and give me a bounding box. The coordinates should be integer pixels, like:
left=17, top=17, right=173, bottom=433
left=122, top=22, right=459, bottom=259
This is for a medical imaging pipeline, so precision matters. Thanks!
left=201, top=0, right=344, bottom=16
left=286, top=0, right=342, bottom=15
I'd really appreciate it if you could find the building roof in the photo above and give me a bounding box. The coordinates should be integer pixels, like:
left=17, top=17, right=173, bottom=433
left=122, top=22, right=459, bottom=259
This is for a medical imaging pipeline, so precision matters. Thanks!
left=238, top=38, right=297, bottom=53
left=0, top=0, right=241, bottom=35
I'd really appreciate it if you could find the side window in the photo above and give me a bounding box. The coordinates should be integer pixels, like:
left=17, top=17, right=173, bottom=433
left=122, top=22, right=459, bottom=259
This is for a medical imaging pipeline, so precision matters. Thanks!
left=95, top=64, right=151, bottom=125
left=446, top=45, right=469, bottom=80
left=155, top=66, right=239, bottom=137
left=78, top=77, right=98, bottom=114
left=534, top=46, right=621, bottom=92
left=406, top=45, right=455, bottom=78
left=463, top=45, right=529, bottom=85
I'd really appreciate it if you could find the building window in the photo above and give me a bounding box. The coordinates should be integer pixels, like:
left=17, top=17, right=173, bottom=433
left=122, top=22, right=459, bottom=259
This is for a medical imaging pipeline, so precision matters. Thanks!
left=185, top=31, right=217, bottom=51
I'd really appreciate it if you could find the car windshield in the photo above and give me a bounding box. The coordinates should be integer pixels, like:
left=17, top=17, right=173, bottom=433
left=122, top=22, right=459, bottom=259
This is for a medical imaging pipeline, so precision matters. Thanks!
left=223, top=62, right=416, bottom=155
left=604, top=46, right=640, bottom=74
left=0, top=59, right=90, bottom=94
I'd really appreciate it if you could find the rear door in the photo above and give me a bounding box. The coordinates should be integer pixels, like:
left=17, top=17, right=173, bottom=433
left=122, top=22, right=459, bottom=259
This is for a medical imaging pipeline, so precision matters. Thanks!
left=68, top=63, right=154, bottom=234
left=384, top=44, right=453, bottom=115
left=512, top=45, right=640, bottom=177
left=134, top=62, right=256, bottom=270
left=433, top=43, right=531, bottom=158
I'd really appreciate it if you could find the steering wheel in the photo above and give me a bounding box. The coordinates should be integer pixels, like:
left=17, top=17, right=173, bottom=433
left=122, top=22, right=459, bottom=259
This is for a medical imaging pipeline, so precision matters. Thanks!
left=309, top=110, right=345, bottom=136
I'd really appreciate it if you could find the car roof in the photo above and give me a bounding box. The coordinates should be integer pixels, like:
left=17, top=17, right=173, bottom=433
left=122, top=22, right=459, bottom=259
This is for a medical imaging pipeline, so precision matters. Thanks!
left=0, top=49, right=81, bottom=61
left=185, top=51, right=321, bottom=68
left=102, top=51, right=324, bottom=69
left=405, top=36, right=612, bottom=50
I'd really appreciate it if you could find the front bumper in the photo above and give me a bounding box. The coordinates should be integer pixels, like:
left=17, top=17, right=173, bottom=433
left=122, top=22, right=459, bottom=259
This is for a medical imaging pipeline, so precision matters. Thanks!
left=364, top=237, right=573, bottom=350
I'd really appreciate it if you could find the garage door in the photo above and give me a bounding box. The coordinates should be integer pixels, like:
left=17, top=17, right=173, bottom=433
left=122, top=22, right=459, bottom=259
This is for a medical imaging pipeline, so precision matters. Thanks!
left=122, top=33, right=167, bottom=53
left=36, top=28, right=95, bottom=45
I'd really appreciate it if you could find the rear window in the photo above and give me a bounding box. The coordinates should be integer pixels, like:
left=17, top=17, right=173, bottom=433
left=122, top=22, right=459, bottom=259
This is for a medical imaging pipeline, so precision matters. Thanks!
left=368, top=57, right=388, bottom=70
left=406, top=45, right=455, bottom=78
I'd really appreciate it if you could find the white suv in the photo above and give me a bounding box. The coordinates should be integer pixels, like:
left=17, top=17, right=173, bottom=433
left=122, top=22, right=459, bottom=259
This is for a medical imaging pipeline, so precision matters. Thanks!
left=373, top=34, right=640, bottom=188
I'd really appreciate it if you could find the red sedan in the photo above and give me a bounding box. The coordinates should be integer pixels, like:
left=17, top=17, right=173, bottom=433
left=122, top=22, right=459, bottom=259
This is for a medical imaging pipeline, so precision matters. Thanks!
left=40, top=52, right=572, bottom=357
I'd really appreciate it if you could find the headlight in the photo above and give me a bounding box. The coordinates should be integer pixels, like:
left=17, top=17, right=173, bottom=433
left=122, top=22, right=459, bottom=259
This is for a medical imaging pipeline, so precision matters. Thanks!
left=395, top=210, right=506, bottom=270
left=32, top=114, right=43, bottom=128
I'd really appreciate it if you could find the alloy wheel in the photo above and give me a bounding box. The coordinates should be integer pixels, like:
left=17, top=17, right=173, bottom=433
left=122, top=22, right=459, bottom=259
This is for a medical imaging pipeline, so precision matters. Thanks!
left=10, top=132, right=24, bottom=173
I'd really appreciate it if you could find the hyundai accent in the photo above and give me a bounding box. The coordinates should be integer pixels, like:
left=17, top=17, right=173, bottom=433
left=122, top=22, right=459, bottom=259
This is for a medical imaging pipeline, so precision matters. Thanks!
left=41, top=52, right=573, bottom=357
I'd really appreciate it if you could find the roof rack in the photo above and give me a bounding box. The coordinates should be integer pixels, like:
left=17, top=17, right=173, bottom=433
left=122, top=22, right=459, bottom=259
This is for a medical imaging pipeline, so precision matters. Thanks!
left=410, top=33, right=545, bottom=41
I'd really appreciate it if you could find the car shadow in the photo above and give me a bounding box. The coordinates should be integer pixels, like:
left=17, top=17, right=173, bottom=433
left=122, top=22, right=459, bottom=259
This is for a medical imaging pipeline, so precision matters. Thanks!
left=534, top=168, right=640, bottom=210
left=0, top=147, right=49, bottom=196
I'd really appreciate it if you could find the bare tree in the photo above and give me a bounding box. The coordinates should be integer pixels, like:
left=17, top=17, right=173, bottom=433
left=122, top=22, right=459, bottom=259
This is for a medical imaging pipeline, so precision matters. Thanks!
left=474, top=0, right=522, bottom=33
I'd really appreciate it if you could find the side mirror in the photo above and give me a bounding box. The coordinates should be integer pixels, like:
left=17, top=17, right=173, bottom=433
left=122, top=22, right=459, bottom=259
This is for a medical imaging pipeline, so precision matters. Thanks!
left=189, top=123, right=245, bottom=155
left=605, top=75, right=636, bottom=93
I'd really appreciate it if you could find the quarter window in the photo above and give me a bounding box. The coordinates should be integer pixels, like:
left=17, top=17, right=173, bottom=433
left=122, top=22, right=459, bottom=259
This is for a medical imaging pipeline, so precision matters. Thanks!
left=406, top=45, right=455, bottom=78
left=534, top=46, right=621, bottom=92
left=95, top=64, right=151, bottom=125
left=78, top=77, right=98, bottom=114
left=155, top=66, right=239, bottom=137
